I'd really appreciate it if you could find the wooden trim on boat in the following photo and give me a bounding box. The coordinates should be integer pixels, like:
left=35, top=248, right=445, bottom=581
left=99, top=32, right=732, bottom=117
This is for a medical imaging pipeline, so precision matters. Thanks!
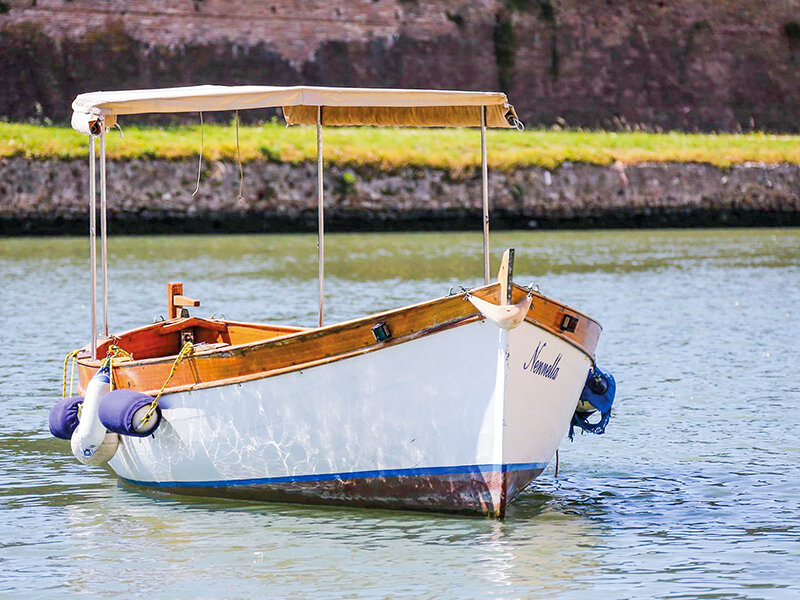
left=516, top=287, right=602, bottom=362
left=74, top=283, right=601, bottom=396
left=156, top=317, right=228, bottom=336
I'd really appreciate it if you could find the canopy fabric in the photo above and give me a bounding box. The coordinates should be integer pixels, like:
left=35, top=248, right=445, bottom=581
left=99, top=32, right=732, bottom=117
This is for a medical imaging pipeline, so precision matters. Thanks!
left=283, top=105, right=513, bottom=128
left=70, top=85, right=520, bottom=133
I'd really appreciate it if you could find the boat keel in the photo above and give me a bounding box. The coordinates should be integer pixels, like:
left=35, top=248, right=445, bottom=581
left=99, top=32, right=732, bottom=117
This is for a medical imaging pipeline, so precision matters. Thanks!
left=120, top=465, right=545, bottom=518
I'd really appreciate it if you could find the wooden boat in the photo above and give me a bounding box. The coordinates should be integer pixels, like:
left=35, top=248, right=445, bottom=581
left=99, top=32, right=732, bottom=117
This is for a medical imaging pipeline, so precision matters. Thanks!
left=52, top=86, right=613, bottom=518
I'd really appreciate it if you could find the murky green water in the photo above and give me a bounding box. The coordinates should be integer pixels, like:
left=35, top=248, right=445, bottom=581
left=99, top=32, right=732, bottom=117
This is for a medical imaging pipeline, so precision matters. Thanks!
left=1, top=229, right=799, bottom=599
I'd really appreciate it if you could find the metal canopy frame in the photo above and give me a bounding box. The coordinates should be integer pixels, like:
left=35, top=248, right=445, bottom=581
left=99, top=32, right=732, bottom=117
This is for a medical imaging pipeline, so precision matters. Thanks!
left=88, top=134, right=97, bottom=359
left=86, top=106, right=493, bottom=351
left=481, top=106, right=490, bottom=285
left=317, top=107, right=325, bottom=327
left=87, top=122, right=110, bottom=360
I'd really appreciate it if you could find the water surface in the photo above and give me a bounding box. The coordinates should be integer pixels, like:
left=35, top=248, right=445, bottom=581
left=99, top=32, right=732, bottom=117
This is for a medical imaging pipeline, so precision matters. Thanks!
left=1, top=229, right=798, bottom=599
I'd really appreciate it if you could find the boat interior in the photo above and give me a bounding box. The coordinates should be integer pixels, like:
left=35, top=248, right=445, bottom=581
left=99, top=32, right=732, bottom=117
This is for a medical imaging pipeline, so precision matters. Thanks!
left=95, top=316, right=307, bottom=362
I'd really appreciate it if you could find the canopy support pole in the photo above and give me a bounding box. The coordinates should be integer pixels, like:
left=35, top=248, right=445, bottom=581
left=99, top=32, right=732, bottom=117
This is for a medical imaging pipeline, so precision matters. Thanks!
left=88, top=135, right=97, bottom=360
left=481, top=106, right=490, bottom=284
left=317, top=106, right=325, bottom=327
left=99, top=123, right=109, bottom=338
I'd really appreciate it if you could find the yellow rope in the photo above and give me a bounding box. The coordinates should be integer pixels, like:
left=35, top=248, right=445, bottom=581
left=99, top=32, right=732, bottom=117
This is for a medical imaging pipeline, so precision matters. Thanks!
left=107, top=345, right=133, bottom=360
left=61, top=349, right=81, bottom=399
left=62, top=343, right=190, bottom=428
left=69, top=352, right=78, bottom=397
left=140, top=342, right=194, bottom=427
left=104, top=345, right=134, bottom=390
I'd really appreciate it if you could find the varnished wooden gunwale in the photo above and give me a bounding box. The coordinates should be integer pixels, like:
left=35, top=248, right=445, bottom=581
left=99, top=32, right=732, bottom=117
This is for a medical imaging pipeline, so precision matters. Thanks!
left=75, top=283, right=601, bottom=396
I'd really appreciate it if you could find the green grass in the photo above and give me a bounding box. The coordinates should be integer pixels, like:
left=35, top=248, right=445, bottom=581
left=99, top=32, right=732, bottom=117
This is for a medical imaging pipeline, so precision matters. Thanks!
left=2, top=122, right=799, bottom=169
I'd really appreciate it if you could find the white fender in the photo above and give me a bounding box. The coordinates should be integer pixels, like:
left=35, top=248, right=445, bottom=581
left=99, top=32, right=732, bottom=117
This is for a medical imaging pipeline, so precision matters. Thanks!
left=71, top=367, right=119, bottom=465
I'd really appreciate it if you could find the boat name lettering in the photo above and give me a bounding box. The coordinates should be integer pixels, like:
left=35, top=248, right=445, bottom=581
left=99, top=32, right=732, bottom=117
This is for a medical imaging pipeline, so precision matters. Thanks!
left=522, top=342, right=561, bottom=380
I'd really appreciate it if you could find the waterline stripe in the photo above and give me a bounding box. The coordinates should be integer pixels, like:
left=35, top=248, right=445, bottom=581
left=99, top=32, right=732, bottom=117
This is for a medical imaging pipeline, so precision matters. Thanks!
left=120, top=462, right=548, bottom=489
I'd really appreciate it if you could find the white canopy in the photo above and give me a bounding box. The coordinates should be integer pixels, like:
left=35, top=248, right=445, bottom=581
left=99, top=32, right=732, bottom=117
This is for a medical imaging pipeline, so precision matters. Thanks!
left=71, top=85, right=521, bottom=134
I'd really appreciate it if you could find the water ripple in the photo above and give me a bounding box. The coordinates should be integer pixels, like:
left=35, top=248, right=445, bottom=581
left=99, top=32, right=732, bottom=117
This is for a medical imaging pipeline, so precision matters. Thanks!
left=1, top=229, right=798, bottom=599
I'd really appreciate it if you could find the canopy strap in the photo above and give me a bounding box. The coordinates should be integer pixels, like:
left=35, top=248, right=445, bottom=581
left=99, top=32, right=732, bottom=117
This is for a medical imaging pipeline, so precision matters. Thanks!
left=235, top=110, right=244, bottom=204
left=192, top=111, right=204, bottom=198
left=507, top=114, right=525, bottom=131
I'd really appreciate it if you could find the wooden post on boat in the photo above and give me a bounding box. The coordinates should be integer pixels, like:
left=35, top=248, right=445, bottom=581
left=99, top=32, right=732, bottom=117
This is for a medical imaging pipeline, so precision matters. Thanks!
left=498, top=248, right=514, bottom=305
left=481, top=106, right=490, bottom=285
left=317, top=105, right=325, bottom=327
left=167, top=282, right=200, bottom=319
left=167, top=282, right=182, bottom=320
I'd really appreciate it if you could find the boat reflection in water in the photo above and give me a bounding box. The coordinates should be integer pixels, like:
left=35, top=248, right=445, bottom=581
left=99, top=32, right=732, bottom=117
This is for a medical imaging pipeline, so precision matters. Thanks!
left=59, top=484, right=604, bottom=597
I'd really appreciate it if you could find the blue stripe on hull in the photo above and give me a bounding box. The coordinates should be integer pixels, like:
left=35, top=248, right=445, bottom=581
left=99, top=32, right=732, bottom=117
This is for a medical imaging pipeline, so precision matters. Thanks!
left=119, top=462, right=549, bottom=489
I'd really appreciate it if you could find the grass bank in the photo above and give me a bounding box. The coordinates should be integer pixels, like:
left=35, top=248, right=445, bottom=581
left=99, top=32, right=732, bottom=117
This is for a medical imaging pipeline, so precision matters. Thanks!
left=2, top=122, right=799, bottom=170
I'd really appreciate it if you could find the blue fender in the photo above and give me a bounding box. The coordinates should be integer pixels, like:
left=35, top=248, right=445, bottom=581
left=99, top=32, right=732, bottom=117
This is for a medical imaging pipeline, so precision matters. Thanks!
left=49, top=395, right=83, bottom=440
left=99, top=389, right=161, bottom=437
left=569, top=366, right=616, bottom=441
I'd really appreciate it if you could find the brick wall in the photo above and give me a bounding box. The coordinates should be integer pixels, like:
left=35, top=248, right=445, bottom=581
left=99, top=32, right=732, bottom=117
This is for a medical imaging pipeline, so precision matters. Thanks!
left=1, top=0, right=799, bottom=131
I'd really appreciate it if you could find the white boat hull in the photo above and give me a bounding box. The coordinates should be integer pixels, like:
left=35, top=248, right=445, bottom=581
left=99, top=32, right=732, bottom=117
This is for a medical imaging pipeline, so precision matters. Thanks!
left=108, top=317, right=591, bottom=516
